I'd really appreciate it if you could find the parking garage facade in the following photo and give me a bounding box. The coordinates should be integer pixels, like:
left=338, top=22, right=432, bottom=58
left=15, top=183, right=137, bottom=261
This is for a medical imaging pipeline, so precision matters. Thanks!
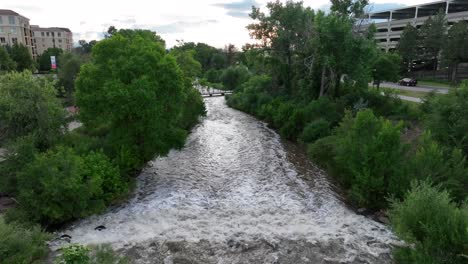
left=364, top=0, right=468, bottom=52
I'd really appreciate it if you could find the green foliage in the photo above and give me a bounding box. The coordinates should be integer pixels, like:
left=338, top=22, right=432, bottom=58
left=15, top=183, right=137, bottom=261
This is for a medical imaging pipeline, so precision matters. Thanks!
left=0, top=218, right=51, bottom=264
left=0, top=136, right=38, bottom=195
left=330, top=0, right=368, bottom=18
left=9, top=44, right=34, bottom=71
left=58, top=52, right=82, bottom=104
left=419, top=10, right=448, bottom=70
left=333, top=110, right=405, bottom=209
left=390, top=182, right=468, bottom=264
left=397, top=24, right=419, bottom=71
left=171, top=49, right=202, bottom=79
left=372, top=52, right=402, bottom=85
left=442, top=21, right=468, bottom=82
left=56, top=244, right=90, bottom=264
left=300, top=119, right=331, bottom=143
left=422, top=82, right=468, bottom=156
left=56, top=244, right=129, bottom=264
left=16, top=147, right=126, bottom=224
left=406, top=132, right=468, bottom=203
left=0, top=46, right=16, bottom=72
left=38, top=48, right=63, bottom=71
left=221, top=65, right=251, bottom=90
left=76, top=30, right=194, bottom=173
left=0, top=71, right=65, bottom=147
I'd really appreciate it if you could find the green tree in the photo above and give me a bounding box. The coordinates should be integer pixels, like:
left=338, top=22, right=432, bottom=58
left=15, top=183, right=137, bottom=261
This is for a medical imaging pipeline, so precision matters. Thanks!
left=58, top=52, right=81, bottom=104
left=422, top=81, right=468, bottom=157
left=0, top=71, right=65, bottom=147
left=37, top=47, right=63, bottom=71
left=372, top=52, right=402, bottom=88
left=171, top=49, right=202, bottom=79
left=9, top=43, right=34, bottom=71
left=419, top=10, right=447, bottom=70
left=330, top=0, right=369, bottom=18
left=442, top=21, right=468, bottom=83
left=0, top=46, right=16, bottom=72
left=248, top=0, right=315, bottom=94
left=76, top=30, right=188, bottom=172
left=334, top=110, right=405, bottom=209
left=397, top=24, right=420, bottom=72
left=390, top=182, right=468, bottom=264
left=221, top=65, right=251, bottom=91
left=17, top=147, right=126, bottom=224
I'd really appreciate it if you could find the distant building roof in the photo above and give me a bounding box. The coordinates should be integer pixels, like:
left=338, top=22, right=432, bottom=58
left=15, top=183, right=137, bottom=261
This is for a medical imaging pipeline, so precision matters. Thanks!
left=0, top=9, right=20, bottom=16
left=31, top=26, right=72, bottom=33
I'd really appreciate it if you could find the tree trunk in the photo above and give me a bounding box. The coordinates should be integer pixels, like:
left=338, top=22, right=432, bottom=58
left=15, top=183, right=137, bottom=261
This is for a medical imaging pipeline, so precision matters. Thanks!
left=451, top=63, right=458, bottom=83
left=319, top=65, right=326, bottom=97
left=334, top=74, right=341, bottom=97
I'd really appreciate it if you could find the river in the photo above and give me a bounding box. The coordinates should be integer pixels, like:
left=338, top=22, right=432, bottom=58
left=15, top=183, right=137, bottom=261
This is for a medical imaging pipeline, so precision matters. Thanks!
left=54, top=97, right=399, bottom=263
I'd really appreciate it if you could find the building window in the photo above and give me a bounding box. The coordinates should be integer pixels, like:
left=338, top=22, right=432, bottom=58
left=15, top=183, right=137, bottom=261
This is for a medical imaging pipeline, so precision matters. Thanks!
left=51, top=32, right=55, bottom=37
left=0, top=37, right=5, bottom=44
left=41, top=32, right=44, bottom=36
left=10, top=27, right=16, bottom=34
left=46, top=32, right=49, bottom=36
left=12, top=37, right=18, bottom=44
left=58, top=32, right=61, bottom=37
left=0, top=27, right=3, bottom=33
left=0, top=16, right=3, bottom=24
left=58, top=39, right=62, bottom=43
left=8, top=16, right=15, bottom=25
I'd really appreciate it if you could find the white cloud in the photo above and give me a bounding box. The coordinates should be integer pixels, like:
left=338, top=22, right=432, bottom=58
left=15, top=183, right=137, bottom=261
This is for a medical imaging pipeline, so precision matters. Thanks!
left=6, top=0, right=430, bottom=48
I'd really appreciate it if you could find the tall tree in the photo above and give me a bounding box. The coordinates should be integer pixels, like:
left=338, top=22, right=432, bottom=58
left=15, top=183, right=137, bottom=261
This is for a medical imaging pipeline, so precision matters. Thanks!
left=9, top=44, right=34, bottom=72
left=0, top=46, right=16, bottom=71
left=75, top=30, right=189, bottom=172
left=330, top=0, right=369, bottom=19
left=397, top=24, right=420, bottom=72
left=247, top=0, right=315, bottom=94
left=224, top=44, right=238, bottom=66
left=58, top=52, right=81, bottom=104
left=419, top=10, right=447, bottom=70
left=442, top=21, right=468, bottom=82
left=372, top=52, right=402, bottom=88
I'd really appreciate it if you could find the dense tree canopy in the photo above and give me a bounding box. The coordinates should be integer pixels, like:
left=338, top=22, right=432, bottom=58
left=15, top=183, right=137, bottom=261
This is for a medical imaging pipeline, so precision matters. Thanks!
left=0, top=71, right=65, bottom=147
left=9, top=44, right=34, bottom=71
left=76, top=30, right=199, bottom=172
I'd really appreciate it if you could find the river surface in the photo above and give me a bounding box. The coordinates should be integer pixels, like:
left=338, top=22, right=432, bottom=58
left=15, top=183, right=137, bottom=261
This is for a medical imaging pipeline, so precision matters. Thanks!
left=55, top=97, right=399, bottom=263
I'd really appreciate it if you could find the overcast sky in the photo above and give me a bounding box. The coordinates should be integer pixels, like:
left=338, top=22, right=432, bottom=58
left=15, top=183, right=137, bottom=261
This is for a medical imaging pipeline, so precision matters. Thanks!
left=5, top=0, right=432, bottom=48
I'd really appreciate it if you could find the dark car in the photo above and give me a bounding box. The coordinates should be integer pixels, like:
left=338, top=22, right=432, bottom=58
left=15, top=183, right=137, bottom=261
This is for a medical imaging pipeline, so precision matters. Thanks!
left=398, top=78, right=417, bottom=86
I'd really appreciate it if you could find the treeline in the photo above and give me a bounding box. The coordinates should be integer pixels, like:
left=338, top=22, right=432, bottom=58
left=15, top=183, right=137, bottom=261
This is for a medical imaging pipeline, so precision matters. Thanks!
left=0, top=29, right=205, bottom=263
left=397, top=10, right=468, bottom=82
left=224, top=1, right=467, bottom=263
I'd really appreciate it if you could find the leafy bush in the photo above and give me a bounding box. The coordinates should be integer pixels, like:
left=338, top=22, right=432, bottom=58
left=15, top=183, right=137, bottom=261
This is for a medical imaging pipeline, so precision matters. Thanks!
left=0, top=71, right=65, bottom=148
left=0, top=136, right=38, bottom=195
left=334, top=110, right=405, bottom=209
left=220, top=65, right=251, bottom=91
left=422, top=81, right=468, bottom=156
left=307, top=135, right=337, bottom=166
left=56, top=244, right=90, bottom=264
left=0, top=218, right=51, bottom=264
left=16, top=147, right=126, bottom=225
left=406, top=132, right=468, bottom=203
left=300, top=119, right=331, bottom=143
left=390, top=182, right=468, bottom=264
left=56, top=244, right=129, bottom=264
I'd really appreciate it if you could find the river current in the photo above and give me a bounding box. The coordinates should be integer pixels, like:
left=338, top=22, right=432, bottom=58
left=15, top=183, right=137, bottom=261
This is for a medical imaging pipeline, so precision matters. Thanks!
left=55, top=97, right=399, bottom=263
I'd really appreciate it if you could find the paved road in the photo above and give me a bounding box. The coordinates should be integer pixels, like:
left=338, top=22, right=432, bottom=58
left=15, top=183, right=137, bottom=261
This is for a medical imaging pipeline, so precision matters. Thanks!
left=397, top=95, right=422, bottom=103
left=381, top=82, right=449, bottom=94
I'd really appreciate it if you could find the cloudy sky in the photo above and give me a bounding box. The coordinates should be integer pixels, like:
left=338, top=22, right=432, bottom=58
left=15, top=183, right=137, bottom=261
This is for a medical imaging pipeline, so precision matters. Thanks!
left=5, top=0, right=431, bottom=48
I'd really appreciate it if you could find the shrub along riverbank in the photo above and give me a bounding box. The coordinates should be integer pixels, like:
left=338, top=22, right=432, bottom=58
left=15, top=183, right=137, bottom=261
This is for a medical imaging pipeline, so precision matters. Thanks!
left=0, top=29, right=205, bottom=263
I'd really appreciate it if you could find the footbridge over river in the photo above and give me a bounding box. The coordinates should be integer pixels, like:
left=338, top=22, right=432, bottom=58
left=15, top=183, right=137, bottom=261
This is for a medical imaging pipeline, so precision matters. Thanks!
left=197, top=87, right=233, bottom=97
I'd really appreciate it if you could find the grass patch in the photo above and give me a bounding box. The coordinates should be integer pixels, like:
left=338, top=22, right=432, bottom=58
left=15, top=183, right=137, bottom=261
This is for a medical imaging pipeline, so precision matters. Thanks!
left=417, top=79, right=457, bottom=89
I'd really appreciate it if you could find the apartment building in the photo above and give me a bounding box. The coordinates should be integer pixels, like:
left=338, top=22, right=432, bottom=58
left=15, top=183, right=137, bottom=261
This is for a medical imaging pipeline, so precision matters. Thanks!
left=32, top=26, right=73, bottom=54
left=0, top=9, right=73, bottom=58
left=364, top=0, right=468, bottom=52
left=0, top=9, right=36, bottom=58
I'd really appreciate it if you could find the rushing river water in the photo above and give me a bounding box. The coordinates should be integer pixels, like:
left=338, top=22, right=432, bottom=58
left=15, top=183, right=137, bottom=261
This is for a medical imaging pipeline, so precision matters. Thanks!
left=55, top=97, right=399, bottom=263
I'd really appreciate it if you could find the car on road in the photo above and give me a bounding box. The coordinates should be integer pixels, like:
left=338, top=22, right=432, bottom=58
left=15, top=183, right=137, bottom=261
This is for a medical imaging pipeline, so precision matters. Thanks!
left=398, top=78, right=418, bottom=86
